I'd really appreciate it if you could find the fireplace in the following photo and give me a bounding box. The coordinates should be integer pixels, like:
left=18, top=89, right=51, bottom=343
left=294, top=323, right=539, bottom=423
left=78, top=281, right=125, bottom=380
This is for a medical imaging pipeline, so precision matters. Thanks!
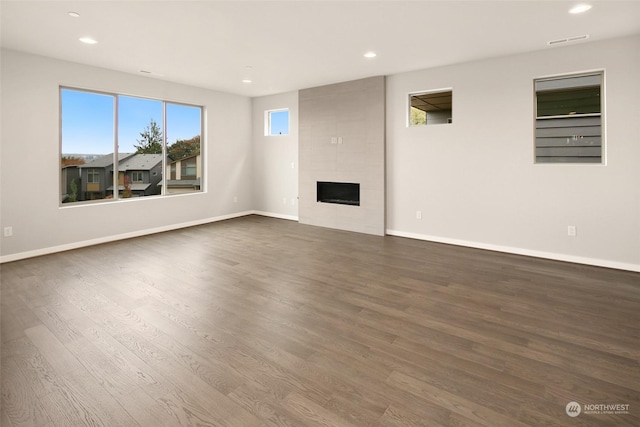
left=317, top=181, right=360, bottom=206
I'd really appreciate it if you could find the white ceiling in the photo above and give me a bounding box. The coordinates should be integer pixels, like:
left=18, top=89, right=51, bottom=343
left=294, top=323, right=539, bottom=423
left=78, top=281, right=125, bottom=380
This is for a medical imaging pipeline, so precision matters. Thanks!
left=2, top=0, right=639, bottom=98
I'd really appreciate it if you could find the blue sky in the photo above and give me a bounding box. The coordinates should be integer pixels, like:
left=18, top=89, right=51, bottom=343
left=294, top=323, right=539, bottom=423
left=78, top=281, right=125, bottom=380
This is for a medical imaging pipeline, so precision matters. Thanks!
left=61, top=89, right=201, bottom=155
left=269, top=110, right=289, bottom=135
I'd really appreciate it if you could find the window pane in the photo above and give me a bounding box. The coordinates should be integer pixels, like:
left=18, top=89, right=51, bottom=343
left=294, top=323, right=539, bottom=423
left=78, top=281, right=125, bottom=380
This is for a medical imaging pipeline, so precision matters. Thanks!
left=166, top=103, right=202, bottom=194
left=534, top=72, right=603, bottom=164
left=61, top=89, right=115, bottom=203
left=118, top=96, right=163, bottom=198
left=61, top=88, right=204, bottom=203
left=268, top=110, right=289, bottom=135
left=536, top=86, right=600, bottom=117
left=409, top=90, right=452, bottom=126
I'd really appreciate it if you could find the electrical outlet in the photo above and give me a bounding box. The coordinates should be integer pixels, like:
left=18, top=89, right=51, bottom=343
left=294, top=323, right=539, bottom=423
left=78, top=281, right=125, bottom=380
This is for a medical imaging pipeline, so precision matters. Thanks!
left=567, top=225, right=577, bottom=237
left=233, top=196, right=238, bottom=203
left=416, top=211, right=422, bottom=220
left=4, top=226, right=13, bottom=237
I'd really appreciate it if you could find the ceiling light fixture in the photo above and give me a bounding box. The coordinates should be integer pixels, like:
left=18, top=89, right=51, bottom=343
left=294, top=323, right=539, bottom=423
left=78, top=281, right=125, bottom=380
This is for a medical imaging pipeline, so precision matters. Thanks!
left=569, top=4, right=592, bottom=14
left=68, top=11, right=80, bottom=18
left=364, top=51, right=377, bottom=58
left=79, top=37, right=98, bottom=45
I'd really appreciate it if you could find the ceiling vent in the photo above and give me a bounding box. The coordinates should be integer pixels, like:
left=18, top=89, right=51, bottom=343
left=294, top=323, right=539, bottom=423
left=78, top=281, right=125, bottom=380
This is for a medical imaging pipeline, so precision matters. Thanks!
left=548, top=34, right=590, bottom=46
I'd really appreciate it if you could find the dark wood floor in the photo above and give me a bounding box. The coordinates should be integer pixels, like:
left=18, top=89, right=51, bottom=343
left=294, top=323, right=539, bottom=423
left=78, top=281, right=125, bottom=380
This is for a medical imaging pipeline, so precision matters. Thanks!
left=1, top=215, right=639, bottom=426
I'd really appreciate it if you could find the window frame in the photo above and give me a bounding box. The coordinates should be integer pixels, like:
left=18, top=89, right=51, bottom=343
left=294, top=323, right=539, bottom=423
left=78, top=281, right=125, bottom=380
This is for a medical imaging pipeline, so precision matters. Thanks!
left=59, top=86, right=205, bottom=206
left=180, top=157, right=197, bottom=180
left=87, top=169, right=100, bottom=184
left=534, top=70, right=605, bottom=165
left=130, top=171, right=144, bottom=183
left=407, top=88, right=453, bottom=127
left=264, top=108, right=290, bottom=136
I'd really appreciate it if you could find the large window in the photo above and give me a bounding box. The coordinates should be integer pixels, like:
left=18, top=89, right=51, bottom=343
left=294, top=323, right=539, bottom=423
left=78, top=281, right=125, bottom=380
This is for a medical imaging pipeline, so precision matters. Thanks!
left=60, top=88, right=203, bottom=204
left=534, top=72, right=603, bottom=164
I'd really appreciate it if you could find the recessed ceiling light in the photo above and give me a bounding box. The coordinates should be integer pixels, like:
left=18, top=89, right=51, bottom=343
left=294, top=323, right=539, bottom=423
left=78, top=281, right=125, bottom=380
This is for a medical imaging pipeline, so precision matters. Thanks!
left=569, top=4, right=592, bottom=14
left=68, top=11, right=80, bottom=18
left=364, top=51, right=377, bottom=58
left=79, top=37, right=98, bottom=45
left=242, top=79, right=252, bottom=84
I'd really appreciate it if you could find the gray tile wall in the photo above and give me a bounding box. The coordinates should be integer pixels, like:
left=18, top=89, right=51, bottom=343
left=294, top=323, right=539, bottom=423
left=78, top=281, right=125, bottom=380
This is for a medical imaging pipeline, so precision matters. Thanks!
left=299, top=76, right=385, bottom=235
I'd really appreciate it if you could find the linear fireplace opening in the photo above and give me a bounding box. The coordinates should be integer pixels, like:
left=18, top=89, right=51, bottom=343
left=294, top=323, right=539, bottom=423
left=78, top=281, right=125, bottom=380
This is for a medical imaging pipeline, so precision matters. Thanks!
left=317, top=181, right=360, bottom=206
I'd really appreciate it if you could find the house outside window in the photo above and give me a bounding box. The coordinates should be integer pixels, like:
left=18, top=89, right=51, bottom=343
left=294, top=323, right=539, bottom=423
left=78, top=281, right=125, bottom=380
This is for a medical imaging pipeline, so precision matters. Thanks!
left=534, top=72, right=603, bottom=164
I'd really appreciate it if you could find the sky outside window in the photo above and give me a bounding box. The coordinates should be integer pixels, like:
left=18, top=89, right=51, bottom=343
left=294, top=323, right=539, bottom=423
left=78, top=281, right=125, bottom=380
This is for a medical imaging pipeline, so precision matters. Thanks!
left=268, top=109, right=289, bottom=136
left=61, top=89, right=114, bottom=154
left=61, top=88, right=203, bottom=155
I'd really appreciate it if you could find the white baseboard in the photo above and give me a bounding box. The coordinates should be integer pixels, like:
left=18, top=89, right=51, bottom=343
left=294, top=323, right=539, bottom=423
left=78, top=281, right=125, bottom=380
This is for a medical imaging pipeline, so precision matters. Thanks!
left=0, top=211, right=254, bottom=264
left=252, top=211, right=299, bottom=222
left=386, top=229, right=640, bottom=273
left=3, top=215, right=636, bottom=273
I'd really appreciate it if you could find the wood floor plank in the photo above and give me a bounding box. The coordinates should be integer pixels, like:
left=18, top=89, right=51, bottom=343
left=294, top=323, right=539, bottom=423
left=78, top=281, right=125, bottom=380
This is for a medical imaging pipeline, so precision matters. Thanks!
left=386, top=370, right=531, bottom=427
left=228, top=384, right=308, bottom=427
left=281, top=391, right=358, bottom=427
left=1, top=215, right=639, bottom=426
left=1, top=358, right=53, bottom=427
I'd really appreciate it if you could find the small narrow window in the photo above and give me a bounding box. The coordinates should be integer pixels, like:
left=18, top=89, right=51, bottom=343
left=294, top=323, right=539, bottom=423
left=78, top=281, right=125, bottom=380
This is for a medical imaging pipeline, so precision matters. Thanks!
left=265, top=109, right=289, bottom=136
left=534, top=72, right=603, bottom=164
left=409, top=90, right=452, bottom=126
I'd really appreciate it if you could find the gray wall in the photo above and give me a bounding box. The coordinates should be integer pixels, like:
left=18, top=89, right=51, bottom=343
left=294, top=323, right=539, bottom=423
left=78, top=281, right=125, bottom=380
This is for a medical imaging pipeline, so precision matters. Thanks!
left=386, top=35, right=640, bottom=271
left=252, top=36, right=640, bottom=271
left=0, top=49, right=253, bottom=260
left=251, top=91, right=299, bottom=220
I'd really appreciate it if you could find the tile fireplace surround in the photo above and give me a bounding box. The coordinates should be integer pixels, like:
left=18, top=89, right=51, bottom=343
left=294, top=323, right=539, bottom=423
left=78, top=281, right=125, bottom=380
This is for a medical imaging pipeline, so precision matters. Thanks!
left=298, top=76, right=385, bottom=236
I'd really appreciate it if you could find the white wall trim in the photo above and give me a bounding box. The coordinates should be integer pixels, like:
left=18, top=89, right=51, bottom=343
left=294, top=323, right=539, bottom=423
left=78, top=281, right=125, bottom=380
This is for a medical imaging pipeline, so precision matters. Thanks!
left=253, top=211, right=299, bottom=222
left=0, top=211, right=254, bottom=264
left=386, top=229, right=640, bottom=273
